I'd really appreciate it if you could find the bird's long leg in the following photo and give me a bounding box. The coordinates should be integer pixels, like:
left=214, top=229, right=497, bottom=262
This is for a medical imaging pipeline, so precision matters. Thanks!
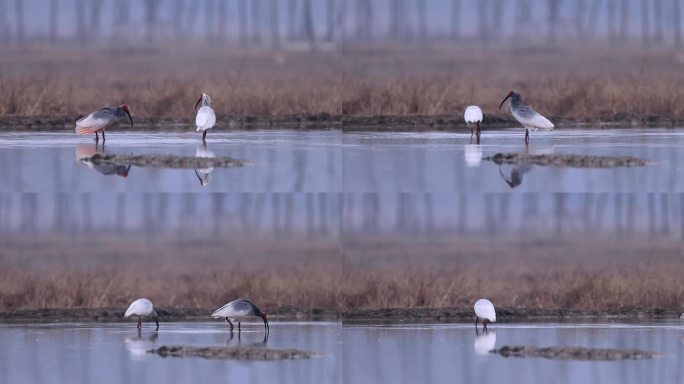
left=483, top=319, right=489, bottom=333
left=525, top=128, right=529, bottom=145
left=102, top=131, right=106, bottom=142
left=476, top=122, right=481, bottom=136
left=94, top=132, right=99, bottom=143
left=154, top=316, right=159, bottom=331
left=137, top=317, right=142, bottom=330
left=226, top=318, right=234, bottom=332
left=202, top=130, right=207, bottom=143
left=238, top=321, right=241, bottom=334
left=475, top=317, right=479, bottom=328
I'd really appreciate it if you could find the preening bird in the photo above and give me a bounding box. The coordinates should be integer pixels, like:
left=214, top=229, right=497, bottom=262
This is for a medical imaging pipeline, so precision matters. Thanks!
left=211, top=298, right=269, bottom=334
left=124, top=298, right=159, bottom=330
left=195, top=93, right=216, bottom=143
left=75, top=104, right=133, bottom=143
left=499, top=91, right=553, bottom=144
left=464, top=105, right=483, bottom=139
left=474, top=299, right=496, bottom=332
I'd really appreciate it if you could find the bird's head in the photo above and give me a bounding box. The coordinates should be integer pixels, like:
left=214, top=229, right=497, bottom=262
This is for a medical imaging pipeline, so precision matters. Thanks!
left=122, top=165, right=132, bottom=178
left=499, top=91, right=515, bottom=110
left=195, top=93, right=211, bottom=110
left=120, top=104, right=133, bottom=126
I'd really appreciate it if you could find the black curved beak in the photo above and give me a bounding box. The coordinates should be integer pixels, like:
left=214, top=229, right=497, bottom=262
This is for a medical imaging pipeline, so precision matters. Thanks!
left=123, top=165, right=132, bottom=178
left=126, top=110, right=133, bottom=126
left=194, top=96, right=202, bottom=110
left=499, top=94, right=512, bottom=110
left=499, top=168, right=514, bottom=189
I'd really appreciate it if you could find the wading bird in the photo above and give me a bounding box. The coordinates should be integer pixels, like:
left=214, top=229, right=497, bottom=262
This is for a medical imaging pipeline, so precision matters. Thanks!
left=499, top=164, right=533, bottom=189
left=464, top=105, right=483, bottom=139
left=499, top=91, right=553, bottom=144
left=124, top=298, right=159, bottom=331
left=195, top=93, right=216, bottom=143
left=194, top=145, right=215, bottom=186
left=474, top=299, right=496, bottom=332
left=211, top=299, right=269, bottom=334
left=75, top=104, right=133, bottom=143
left=75, top=144, right=131, bottom=178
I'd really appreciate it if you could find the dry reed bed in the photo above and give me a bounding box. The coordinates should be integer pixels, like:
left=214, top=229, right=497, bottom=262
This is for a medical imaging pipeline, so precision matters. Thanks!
left=1, top=45, right=684, bottom=122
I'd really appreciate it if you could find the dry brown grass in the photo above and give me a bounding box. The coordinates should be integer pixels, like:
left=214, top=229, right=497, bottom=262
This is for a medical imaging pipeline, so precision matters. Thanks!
left=1, top=234, right=683, bottom=313
left=2, top=44, right=684, bottom=122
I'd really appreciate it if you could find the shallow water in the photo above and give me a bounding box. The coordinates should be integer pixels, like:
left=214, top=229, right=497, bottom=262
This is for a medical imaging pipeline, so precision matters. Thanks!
left=2, top=321, right=684, bottom=384
left=1, top=129, right=683, bottom=193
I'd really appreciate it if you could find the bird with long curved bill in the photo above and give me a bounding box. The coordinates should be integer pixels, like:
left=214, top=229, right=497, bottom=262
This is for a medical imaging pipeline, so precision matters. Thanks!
left=75, top=104, right=133, bottom=143
left=124, top=298, right=159, bottom=331
left=195, top=93, right=216, bottom=143
left=211, top=298, right=269, bottom=334
left=499, top=91, right=553, bottom=144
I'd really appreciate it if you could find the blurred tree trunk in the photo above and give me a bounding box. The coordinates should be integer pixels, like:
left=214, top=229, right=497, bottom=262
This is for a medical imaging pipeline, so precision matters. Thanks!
left=492, top=0, right=504, bottom=38
left=75, top=0, right=87, bottom=44
left=205, top=0, right=215, bottom=41
left=49, top=0, right=59, bottom=42
left=252, top=0, right=261, bottom=44
left=238, top=0, right=247, bottom=46
left=288, top=0, right=298, bottom=40
left=186, top=0, right=197, bottom=38
left=641, top=0, right=650, bottom=45
left=14, top=0, right=23, bottom=41
left=575, top=0, right=586, bottom=38
left=0, top=0, right=8, bottom=41
left=218, top=0, right=228, bottom=40
left=113, top=0, right=131, bottom=42
left=586, top=0, right=602, bottom=38
left=547, top=0, right=561, bottom=44
left=619, top=0, right=629, bottom=42
left=674, top=0, right=682, bottom=48
left=89, top=0, right=102, bottom=39
left=417, top=0, right=427, bottom=41
left=515, top=0, right=532, bottom=37
left=477, top=0, right=489, bottom=42
left=654, top=0, right=664, bottom=43
left=145, top=0, right=160, bottom=43
left=451, top=0, right=461, bottom=40
left=326, top=0, right=335, bottom=41
left=607, top=0, right=617, bottom=42
left=270, top=0, right=280, bottom=48
left=302, top=0, right=315, bottom=49
left=356, top=0, right=373, bottom=39
left=174, top=0, right=185, bottom=40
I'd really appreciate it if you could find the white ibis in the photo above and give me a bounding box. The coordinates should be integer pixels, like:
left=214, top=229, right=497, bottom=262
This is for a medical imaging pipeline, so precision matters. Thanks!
left=499, top=91, right=554, bottom=144
left=124, top=298, right=159, bottom=330
left=473, top=331, right=497, bottom=356
left=211, top=298, right=269, bottom=334
left=195, top=93, right=216, bottom=143
left=75, top=104, right=133, bottom=143
left=474, top=299, right=496, bottom=332
left=464, top=105, right=483, bottom=138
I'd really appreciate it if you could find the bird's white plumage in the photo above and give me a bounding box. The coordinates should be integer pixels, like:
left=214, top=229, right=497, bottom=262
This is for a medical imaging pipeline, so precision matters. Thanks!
left=511, top=107, right=554, bottom=130
left=464, top=144, right=482, bottom=167
left=464, top=105, right=483, bottom=124
left=196, top=106, right=216, bottom=132
left=125, top=298, right=156, bottom=318
left=473, top=332, right=497, bottom=356
left=76, top=113, right=109, bottom=131
left=211, top=299, right=255, bottom=319
left=474, top=299, right=496, bottom=322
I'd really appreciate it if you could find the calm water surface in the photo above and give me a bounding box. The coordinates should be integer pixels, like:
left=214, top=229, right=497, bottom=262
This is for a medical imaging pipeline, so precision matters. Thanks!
left=1, top=321, right=684, bottom=384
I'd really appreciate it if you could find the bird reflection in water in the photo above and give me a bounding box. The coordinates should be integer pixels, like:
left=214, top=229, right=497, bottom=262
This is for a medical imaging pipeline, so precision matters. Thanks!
left=499, top=164, right=533, bottom=189
left=75, top=144, right=131, bottom=178
left=226, top=330, right=269, bottom=347
left=473, top=329, right=496, bottom=356
left=194, top=144, right=216, bottom=187
left=464, top=144, right=483, bottom=167
left=124, top=331, right=158, bottom=361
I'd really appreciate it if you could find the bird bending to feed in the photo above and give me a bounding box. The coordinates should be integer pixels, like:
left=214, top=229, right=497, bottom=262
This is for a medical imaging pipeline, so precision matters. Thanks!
left=474, top=299, right=496, bottom=332
left=499, top=91, right=553, bottom=144
left=464, top=105, right=483, bottom=139
left=75, top=104, right=133, bottom=143
left=195, top=93, right=216, bottom=143
left=124, top=298, right=159, bottom=330
left=211, top=298, right=269, bottom=334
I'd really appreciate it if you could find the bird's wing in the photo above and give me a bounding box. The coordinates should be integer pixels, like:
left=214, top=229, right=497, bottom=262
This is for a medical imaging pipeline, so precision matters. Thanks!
left=514, top=105, right=554, bottom=130
left=211, top=299, right=253, bottom=318
left=464, top=106, right=483, bottom=123
left=195, top=106, right=216, bottom=131
left=474, top=300, right=496, bottom=322
left=125, top=298, right=153, bottom=317
left=75, top=108, right=114, bottom=133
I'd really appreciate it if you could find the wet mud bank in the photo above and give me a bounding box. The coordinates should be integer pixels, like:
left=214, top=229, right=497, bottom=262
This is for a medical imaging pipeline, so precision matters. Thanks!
left=149, top=345, right=314, bottom=360
left=84, top=153, right=250, bottom=169
left=492, top=345, right=659, bottom=361
left=484, top=153, right=653, bottom=168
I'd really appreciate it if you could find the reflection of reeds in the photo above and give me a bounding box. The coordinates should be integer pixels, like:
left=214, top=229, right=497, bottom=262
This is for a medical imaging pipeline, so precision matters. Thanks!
left=1, top=235, right=683, bottom=312
left=1, top=47, right=684, bottom=121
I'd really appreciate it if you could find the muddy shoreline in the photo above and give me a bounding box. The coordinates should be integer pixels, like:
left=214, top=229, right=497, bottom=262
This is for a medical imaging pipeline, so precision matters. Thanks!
left=149, top=345, right=313, bottom=361
left=0, top=307, right=677, bottom=324
left=0, top=114, right=682, bottom=131
left=491, top=345, right=659, bottom=361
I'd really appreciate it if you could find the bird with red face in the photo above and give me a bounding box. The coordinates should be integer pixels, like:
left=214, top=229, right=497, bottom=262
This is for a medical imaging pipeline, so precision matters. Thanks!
left=75, top=104, right=133, bottom=143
